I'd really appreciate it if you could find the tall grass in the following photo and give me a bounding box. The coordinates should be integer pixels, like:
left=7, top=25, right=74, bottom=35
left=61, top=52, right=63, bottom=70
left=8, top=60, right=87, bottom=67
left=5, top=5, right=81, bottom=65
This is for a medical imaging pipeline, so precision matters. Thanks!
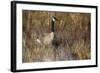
left=22, top=10, right=91, bottom=63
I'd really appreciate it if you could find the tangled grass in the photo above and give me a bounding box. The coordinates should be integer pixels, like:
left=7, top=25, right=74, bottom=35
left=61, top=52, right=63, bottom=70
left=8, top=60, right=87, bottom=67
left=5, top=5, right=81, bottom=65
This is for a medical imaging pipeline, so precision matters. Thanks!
left=22, top=10, right=91, bottom=63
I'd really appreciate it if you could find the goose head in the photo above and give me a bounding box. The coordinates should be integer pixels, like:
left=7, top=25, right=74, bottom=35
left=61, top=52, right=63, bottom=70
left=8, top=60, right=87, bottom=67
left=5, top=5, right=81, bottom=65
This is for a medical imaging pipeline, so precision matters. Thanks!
left=52, top=16, right=58, bottom=22
left=51, top=16, right=58, bottom=32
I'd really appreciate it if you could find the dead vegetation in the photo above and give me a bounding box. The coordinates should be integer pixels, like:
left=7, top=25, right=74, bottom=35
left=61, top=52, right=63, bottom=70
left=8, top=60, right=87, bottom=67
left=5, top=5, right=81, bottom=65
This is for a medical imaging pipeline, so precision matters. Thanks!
left=22, top=10, right=91, bottom=63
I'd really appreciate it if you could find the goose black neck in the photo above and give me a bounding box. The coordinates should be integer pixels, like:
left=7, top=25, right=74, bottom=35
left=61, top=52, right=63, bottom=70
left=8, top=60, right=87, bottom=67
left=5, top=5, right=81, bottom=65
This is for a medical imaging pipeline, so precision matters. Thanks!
left=51, top=20, right=54, bottom=32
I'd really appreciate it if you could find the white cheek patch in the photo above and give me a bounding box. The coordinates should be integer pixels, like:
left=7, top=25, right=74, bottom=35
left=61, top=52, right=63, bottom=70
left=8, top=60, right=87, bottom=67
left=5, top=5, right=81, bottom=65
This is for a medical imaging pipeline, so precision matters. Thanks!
left=52, top=18, right=56, bottom=21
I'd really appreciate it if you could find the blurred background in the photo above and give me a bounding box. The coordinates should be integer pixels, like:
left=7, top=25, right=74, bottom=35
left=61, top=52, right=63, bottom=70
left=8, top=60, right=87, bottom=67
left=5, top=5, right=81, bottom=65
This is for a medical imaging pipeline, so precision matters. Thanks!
left=22, top=10, right=91, bottom=63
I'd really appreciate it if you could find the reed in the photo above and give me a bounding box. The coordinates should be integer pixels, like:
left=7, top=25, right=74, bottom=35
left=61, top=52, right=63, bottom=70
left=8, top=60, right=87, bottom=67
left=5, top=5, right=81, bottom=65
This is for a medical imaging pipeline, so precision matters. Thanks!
left=22, top=10, right=91, bottom=63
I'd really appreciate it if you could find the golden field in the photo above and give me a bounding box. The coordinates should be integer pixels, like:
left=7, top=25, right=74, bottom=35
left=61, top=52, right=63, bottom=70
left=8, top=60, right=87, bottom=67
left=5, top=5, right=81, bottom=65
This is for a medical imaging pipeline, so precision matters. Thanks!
left=22, top=10, right=91, bottom=63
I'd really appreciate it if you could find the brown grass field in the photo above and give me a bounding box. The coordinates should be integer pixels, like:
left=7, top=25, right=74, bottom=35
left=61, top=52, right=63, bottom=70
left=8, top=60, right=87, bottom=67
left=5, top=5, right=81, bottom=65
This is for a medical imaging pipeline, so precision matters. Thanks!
left=22, top=10, right=91, bottom=63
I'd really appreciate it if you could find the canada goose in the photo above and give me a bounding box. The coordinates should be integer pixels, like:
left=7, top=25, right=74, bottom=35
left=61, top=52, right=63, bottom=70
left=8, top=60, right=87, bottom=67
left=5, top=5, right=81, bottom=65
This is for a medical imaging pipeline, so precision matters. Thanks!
left=36, top=16, right=57, bottom=46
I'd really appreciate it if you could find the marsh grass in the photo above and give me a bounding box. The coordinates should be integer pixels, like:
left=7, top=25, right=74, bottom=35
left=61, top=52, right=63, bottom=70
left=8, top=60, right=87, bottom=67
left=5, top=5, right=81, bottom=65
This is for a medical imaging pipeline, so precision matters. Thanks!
left=22, top=10, right=91, bottom=63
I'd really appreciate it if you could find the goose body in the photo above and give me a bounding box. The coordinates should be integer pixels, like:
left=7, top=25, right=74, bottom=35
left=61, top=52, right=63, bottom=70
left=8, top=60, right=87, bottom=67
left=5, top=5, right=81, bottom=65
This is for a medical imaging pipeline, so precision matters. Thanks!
left=42, top=32, right=54, bottom=45
left=36, top=16, right=57, bottom=46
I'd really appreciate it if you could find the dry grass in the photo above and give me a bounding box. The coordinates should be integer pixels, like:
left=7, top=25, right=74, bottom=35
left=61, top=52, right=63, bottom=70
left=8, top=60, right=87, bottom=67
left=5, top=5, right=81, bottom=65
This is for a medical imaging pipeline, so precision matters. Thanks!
left=22, top=10, right=91, bottom=63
